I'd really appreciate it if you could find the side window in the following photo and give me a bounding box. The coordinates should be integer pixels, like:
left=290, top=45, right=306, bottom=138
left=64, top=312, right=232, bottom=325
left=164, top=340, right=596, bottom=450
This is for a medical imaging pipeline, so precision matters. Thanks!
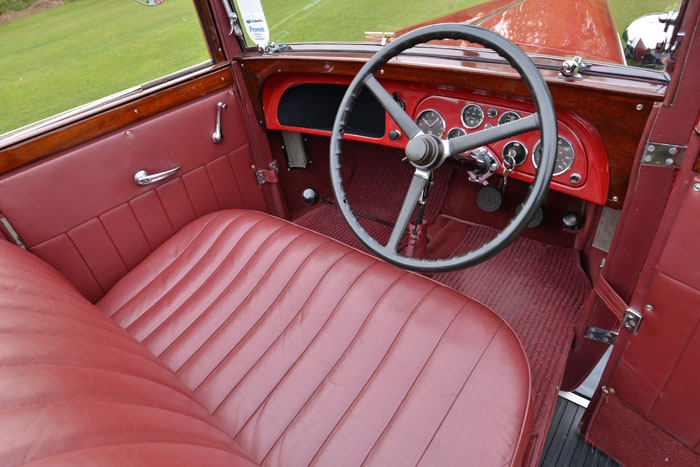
left=0, top=0, right=211, bottom=137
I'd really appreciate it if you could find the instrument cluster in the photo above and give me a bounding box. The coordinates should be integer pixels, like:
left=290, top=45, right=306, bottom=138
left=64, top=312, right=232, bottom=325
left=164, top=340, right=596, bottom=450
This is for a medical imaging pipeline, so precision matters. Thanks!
left=413, top=96, right=587, bottom=188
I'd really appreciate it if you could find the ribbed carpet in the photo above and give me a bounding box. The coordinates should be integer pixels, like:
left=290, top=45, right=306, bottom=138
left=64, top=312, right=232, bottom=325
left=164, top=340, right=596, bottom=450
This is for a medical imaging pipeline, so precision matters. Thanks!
left=296, top=143, right=452, bottom=252
left=433, top=224, right=591, bottom=458
left=294, top=147, right=591, bottom=463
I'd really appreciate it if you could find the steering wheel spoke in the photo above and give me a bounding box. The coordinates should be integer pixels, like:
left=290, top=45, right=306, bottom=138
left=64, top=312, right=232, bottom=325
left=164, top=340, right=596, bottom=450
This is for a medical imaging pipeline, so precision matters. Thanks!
left=385, top=169, right=430, bottom=252
left=447, top=113, right=539, bottom=156
left=331, top=24, right=557, bottom=272
left=365, top=76, right=421, bottom=139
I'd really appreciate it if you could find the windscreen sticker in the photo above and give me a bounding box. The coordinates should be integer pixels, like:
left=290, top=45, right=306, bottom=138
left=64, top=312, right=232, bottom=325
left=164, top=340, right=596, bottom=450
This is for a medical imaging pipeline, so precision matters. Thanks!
left=237, top=0, right=270, bottom=47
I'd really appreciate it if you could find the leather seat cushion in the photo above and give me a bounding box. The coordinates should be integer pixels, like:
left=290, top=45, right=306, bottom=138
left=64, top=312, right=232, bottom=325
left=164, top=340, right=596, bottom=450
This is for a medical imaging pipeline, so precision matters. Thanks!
left=97, top=210, right=533, bottom=466
left=0, top=236, right=256, bottom=466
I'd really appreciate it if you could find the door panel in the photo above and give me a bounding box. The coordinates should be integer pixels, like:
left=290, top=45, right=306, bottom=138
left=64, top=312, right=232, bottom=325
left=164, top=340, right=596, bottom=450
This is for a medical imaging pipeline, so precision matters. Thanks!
left=0, top=86, right=267, bottom=302
left=605, top=176, right=700, bottom=449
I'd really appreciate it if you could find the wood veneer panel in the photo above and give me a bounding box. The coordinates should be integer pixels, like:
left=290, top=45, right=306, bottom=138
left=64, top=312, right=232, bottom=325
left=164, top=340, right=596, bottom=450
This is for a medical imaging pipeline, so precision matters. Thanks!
left=0, top=66, right=233, bottom=175
left=240, top=53, right=664, bottom=207
left=193, top=0, right=225, bottom=63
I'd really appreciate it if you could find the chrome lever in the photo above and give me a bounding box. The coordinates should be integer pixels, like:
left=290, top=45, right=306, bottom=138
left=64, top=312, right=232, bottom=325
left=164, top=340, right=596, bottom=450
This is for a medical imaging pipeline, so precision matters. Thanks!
left=133, top=167, right=180, bottom=186
left=212, top=102, right=228, bottom=144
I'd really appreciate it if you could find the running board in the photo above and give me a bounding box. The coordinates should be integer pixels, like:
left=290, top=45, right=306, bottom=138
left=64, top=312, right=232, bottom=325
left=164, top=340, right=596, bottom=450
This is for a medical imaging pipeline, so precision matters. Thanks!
left=539, top=394, right=618, bottom=466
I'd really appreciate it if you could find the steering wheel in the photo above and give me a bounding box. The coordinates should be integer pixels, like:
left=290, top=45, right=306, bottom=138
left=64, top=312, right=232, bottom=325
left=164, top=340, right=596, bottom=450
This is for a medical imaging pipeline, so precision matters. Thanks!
left=330, top=24, right=557, bottom=273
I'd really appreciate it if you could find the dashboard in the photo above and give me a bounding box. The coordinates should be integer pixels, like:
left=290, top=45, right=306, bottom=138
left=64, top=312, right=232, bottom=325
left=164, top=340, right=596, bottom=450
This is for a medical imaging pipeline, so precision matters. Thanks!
left=263, top=73, right=610, bottom=205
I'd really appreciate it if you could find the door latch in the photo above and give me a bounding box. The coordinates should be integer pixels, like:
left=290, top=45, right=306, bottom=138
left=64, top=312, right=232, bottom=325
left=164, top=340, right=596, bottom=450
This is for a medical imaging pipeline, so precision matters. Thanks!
left=220, top=0, right=243, bottom=37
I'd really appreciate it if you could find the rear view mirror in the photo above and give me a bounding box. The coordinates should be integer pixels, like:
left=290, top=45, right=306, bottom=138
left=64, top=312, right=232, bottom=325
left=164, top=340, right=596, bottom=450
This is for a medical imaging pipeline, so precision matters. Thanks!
left=622, top=12, right=677, bottom=69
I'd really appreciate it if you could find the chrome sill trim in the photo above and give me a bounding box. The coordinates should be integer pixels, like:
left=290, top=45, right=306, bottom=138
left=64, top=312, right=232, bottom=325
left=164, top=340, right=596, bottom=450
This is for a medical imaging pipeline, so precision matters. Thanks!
left=558, top=390, right=590, bottom=408
left=140, top=60, right=214, bottom=90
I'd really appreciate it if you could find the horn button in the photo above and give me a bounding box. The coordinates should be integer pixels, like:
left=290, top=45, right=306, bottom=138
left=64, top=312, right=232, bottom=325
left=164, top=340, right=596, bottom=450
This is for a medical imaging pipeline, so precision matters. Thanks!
left=405, top=134, right=443, bottom=169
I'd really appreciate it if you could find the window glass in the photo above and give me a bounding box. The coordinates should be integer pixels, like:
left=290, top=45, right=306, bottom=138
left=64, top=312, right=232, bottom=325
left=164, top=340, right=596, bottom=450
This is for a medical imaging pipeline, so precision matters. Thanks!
left=0, top=0, right=211, bottom=136
left=236, top=0, right=681, bottom=72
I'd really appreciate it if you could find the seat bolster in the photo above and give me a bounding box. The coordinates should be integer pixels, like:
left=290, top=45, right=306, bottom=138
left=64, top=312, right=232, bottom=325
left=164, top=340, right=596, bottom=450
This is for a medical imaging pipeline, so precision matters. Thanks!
left=0, top=240, right=254, bottom=467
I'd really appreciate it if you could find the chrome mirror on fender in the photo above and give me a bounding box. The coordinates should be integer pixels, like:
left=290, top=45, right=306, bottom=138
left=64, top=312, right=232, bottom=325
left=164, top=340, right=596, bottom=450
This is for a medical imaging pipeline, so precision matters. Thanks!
left=622, top=12, right=677, bottom=69
left=134, top=0, right=166, bottom=5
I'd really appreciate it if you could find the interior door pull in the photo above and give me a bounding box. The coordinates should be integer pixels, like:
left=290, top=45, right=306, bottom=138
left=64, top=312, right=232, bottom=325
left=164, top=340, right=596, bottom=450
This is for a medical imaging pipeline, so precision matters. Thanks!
left=133, top=167, right=180, bottom=186
left=212, top=102, right=228, bottom=144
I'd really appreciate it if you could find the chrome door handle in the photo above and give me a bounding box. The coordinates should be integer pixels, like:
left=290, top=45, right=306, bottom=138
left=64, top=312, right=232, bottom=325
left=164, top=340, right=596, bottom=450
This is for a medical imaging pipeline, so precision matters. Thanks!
left=133, top=167, right=180, bottom=186
left=212, top=102, right=228, bottom=144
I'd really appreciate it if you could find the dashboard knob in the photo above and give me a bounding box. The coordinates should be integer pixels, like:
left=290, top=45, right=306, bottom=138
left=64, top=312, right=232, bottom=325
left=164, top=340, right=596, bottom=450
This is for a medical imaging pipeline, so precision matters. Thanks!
left=562, top=211, right=582, bottom=230
left=302, top=188, right=320, bottom=206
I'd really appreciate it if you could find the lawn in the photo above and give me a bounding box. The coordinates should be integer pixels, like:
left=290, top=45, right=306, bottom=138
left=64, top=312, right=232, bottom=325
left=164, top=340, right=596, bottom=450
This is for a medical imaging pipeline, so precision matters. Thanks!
left=0, top=0, right=681, bottom=135
left=0, top=0, right=210, bottom=134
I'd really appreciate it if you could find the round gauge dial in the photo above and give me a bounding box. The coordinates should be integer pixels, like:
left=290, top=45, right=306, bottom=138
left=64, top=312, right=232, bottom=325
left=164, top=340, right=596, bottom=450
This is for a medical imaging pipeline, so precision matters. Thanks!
left=461, top=104, right=484, bottom=129
left=447, top=127, right=466, bottom=139
left=532, top=137, right=576, bottom=176
left=415, top=109, right=445, bottom=138
left=487, top=107, right=498, bottom=118
left=502, top=141, right=528, bottom=167
left=498, top=111, right=521, bottom=125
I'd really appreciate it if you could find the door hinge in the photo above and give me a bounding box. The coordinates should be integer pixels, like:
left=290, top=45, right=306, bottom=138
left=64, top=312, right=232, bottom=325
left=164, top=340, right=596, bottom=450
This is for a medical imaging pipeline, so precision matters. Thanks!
left=585, top=308, right=643, bottom=345
left=641, top=143, right=686, bottom=168
left=255, top=160, right=280, bottom=185
left=585, top=326, right=618, bottom=345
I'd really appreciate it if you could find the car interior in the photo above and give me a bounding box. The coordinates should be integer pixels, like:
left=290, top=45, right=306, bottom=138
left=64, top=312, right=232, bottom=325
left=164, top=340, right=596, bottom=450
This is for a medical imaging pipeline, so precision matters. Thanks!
left=0, top=0, right=699, bottom=466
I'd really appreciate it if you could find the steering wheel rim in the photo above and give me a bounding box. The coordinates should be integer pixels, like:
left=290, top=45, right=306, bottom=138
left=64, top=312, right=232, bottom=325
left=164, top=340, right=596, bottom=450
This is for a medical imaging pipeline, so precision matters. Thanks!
left=330, top=24, right=557, bottom=273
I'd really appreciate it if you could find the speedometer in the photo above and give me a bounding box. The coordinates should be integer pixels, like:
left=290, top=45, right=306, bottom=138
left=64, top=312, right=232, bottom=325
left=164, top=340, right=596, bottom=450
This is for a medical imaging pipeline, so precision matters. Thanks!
left=461, top=104, right=484, bottom=129
left=498, top=111, right=521, bottom=125
left=532, top=137, right=575, bottom=176
left=415, top=109, right=445, bottom=138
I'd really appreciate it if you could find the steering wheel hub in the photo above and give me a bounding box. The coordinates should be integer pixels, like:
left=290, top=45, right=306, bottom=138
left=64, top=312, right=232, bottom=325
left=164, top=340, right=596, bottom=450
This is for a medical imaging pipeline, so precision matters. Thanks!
left=405, top=134, right=443, bottom=169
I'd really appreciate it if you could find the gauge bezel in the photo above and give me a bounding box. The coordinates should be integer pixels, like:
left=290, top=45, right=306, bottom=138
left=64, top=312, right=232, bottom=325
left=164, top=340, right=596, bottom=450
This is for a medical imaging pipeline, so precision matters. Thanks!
left=498, top=110, right=521, bottom=126
left=532, top=136, right=576, bottom=176
left=447, top=127, right=467, bottom=139
left=460, top=104, right=485, bottom=129
left=487, top=106, right=498, bottom=118
left=501, top=140, right=528, bottom=167
left=415, top=108, right=446, bottom=138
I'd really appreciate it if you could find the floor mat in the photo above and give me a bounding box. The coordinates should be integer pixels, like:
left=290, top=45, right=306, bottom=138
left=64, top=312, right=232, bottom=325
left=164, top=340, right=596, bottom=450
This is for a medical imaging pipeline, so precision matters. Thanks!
left=297, top=143, right=452, bottom=252
left=432, top=224, right=591, bottom=458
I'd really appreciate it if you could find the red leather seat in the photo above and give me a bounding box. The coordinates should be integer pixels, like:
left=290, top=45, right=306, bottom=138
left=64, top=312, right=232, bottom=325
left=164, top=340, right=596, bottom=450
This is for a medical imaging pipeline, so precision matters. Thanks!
left=0, top=209, right=532, bottom=466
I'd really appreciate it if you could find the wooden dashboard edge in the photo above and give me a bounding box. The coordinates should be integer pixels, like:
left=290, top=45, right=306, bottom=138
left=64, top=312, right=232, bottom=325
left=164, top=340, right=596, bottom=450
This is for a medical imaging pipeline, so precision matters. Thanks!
left=240, top=53, right=664, bottom=208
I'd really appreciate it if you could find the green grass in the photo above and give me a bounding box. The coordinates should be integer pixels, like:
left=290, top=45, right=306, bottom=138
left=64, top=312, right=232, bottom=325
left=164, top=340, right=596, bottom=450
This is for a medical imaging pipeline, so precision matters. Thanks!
left=0, top=0, right=210, bottom=134
left=0, top=0, right=683, bottom=135
left=249, top=0, right=483, bottom=43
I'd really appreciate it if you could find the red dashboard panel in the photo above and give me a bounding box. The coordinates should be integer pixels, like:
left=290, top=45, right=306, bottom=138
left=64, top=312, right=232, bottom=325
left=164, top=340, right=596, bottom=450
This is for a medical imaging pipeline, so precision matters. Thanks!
left=263, top=73, right=609, bottom=205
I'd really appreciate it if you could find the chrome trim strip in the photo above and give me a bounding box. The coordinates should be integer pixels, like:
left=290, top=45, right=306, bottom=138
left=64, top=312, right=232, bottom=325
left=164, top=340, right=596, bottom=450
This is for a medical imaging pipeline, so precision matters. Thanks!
left=0, top=217, right=27, bottom=250
left=558, top=390, right=590, bottom=408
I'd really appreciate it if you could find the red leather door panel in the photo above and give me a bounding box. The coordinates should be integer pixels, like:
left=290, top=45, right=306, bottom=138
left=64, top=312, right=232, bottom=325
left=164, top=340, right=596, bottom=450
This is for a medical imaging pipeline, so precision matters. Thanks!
left=0, top=87, right=267, bottom=302
left=585, top=173, right=700, bottom=466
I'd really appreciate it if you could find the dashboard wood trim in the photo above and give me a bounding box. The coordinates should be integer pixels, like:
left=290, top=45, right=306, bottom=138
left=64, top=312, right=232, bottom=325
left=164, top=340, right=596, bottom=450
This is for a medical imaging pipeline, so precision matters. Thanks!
left=240, top=50, right=665, bottom=207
